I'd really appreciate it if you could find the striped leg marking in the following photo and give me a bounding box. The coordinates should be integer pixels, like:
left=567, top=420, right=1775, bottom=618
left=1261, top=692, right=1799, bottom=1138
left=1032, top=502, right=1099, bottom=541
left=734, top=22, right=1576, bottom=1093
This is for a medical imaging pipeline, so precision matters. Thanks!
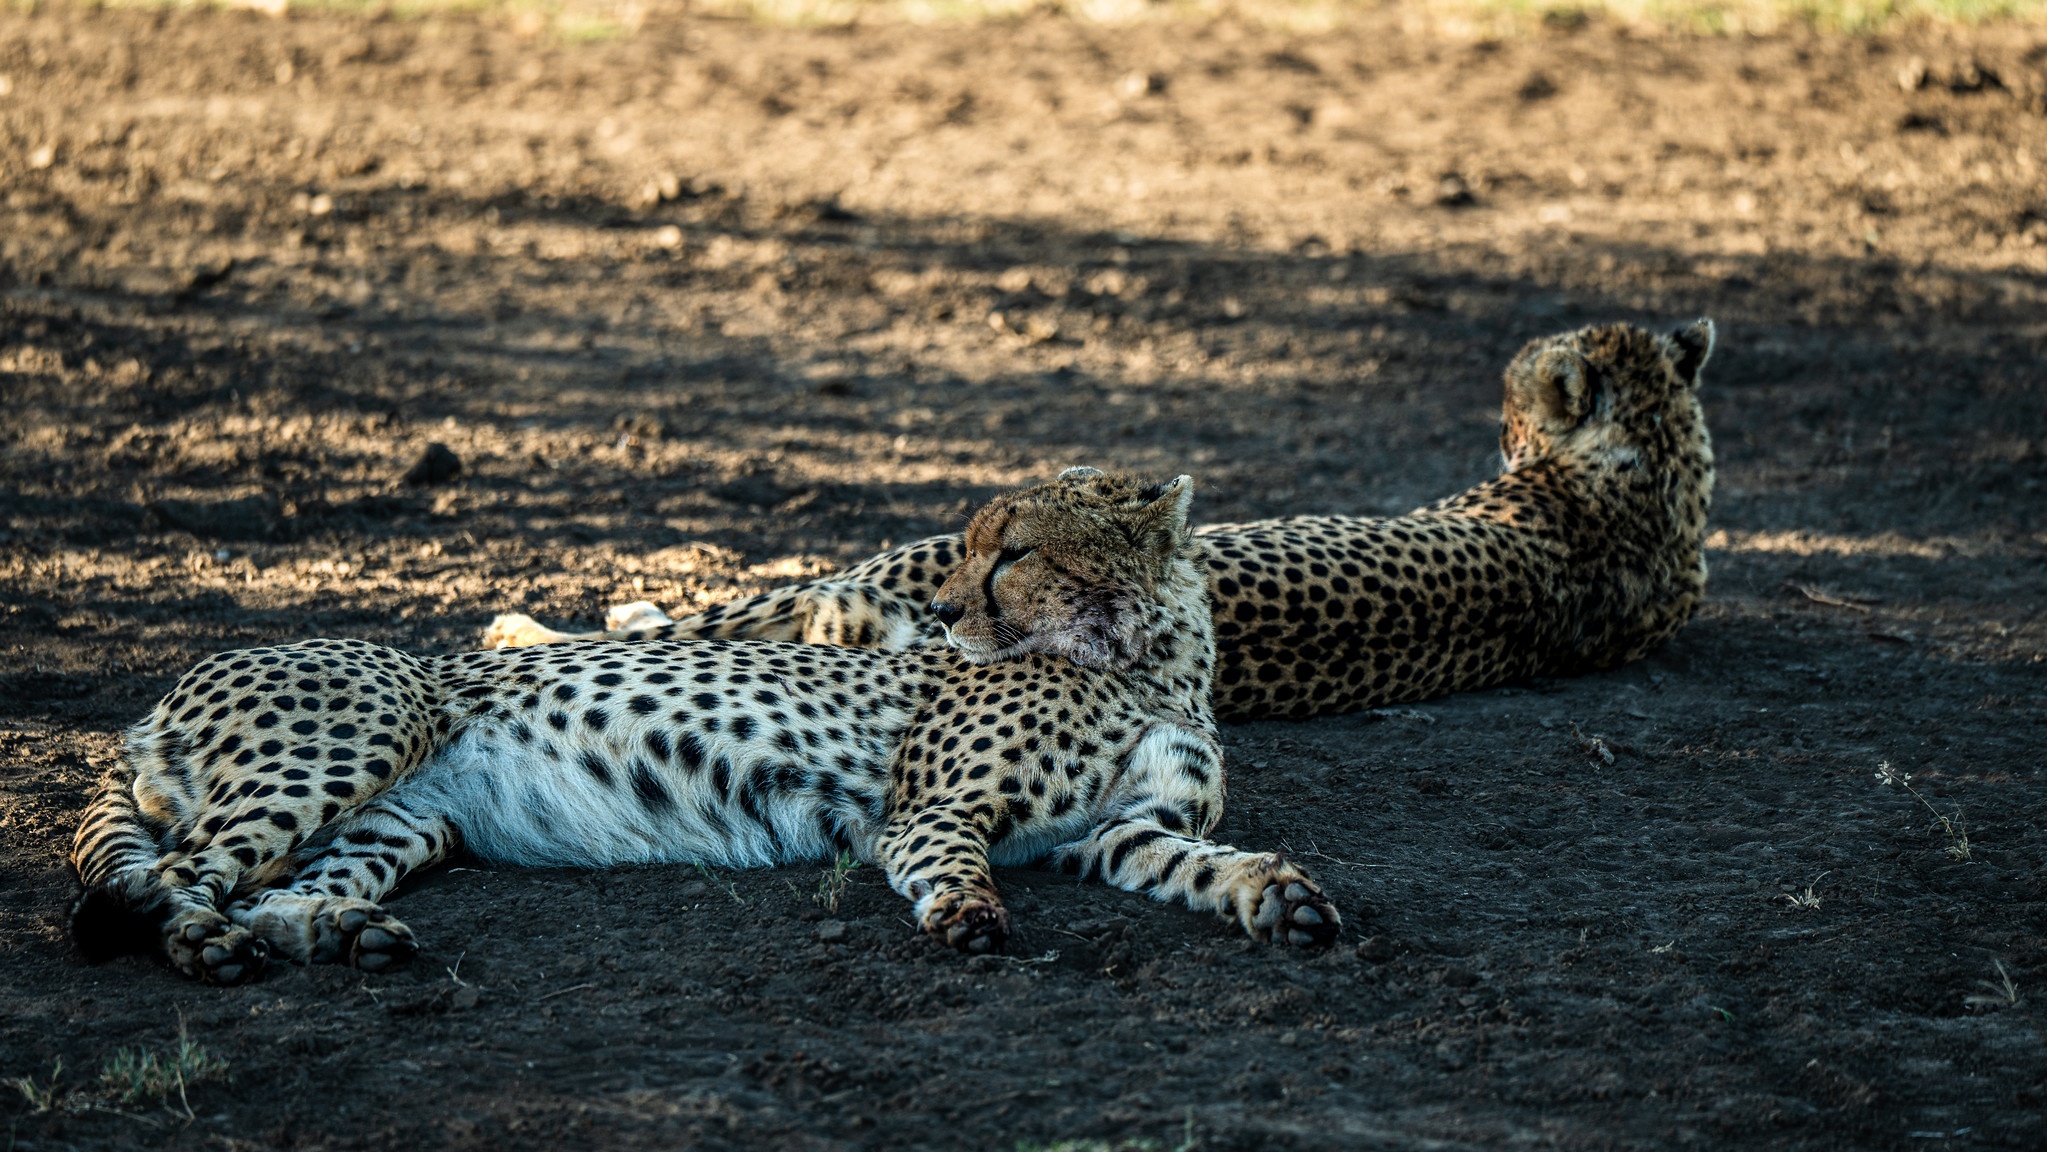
left=229, top=795, right=457, bottom=970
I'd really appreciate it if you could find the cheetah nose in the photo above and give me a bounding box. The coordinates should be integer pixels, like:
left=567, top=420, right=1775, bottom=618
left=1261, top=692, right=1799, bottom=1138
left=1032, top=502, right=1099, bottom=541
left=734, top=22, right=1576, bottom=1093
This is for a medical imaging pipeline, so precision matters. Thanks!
left=931, top=601, right=964, bottom=627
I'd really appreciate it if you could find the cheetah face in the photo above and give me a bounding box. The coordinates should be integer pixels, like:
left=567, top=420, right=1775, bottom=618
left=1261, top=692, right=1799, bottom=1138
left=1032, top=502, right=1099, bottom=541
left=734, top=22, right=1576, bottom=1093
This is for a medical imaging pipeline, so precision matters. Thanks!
left=931, top=467, right=1196, bottom=669
left=1500, top=319, right=1714, bottom=475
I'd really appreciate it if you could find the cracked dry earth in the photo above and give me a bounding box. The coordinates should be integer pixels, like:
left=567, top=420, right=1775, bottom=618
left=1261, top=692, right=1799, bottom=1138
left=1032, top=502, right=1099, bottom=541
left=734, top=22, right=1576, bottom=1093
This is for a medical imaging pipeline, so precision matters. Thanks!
left=2, top=4, right=2045, bottom=1149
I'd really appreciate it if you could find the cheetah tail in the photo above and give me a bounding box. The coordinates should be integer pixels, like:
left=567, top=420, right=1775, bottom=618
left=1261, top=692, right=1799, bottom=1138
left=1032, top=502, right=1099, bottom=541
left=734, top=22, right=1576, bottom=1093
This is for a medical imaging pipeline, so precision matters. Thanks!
left=68, top=758, right=172, bottom=962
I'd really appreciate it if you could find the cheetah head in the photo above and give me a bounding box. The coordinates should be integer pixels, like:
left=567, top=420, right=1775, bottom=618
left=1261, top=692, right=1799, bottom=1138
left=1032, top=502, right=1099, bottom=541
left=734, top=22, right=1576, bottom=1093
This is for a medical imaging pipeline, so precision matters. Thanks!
left=1499, top=318, right=1715, bottom=478
left=931, top=466, right=1200, bottom=670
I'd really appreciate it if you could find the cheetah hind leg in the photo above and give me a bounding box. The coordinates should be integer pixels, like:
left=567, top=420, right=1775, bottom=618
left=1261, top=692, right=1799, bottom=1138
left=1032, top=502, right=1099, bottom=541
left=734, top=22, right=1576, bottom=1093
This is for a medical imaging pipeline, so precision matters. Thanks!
left=227, top=795, right=456, bottom=971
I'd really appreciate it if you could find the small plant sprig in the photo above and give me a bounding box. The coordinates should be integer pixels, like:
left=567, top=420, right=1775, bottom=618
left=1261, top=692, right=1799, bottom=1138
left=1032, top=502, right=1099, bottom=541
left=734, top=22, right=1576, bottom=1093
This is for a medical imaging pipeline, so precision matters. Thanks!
left=1964, top=960, right=2021, bottom=1011
left=1873, top=761, right=1971, bottom=861
left=815, top=850, right=861, bottom=914
left=694, top=861, right=747, bottom=906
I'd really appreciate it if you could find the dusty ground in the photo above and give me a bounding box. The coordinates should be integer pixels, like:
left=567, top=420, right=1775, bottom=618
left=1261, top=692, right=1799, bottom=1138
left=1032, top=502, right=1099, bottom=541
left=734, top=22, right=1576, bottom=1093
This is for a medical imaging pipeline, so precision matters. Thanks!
left=2, top=4, right=2046, bottom=1149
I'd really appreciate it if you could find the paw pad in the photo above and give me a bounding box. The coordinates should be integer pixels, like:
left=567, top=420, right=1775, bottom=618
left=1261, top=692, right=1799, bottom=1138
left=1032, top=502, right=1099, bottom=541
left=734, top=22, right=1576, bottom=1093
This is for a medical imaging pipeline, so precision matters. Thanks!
left=1252, top=879, right=1340, bottom=948
left=929, top=897, right=1011, bottom=955
left=316, top=904, right=419, bottom=971
left=167, top=916, right=269, bottom=985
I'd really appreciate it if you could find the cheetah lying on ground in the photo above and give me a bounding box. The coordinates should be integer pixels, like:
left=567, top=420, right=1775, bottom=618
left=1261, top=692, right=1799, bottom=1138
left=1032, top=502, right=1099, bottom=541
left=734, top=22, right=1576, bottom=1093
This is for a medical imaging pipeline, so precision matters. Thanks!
left=72, top=470, right=1338, bottom=984
left=486, top=320, right=1717, bottom=721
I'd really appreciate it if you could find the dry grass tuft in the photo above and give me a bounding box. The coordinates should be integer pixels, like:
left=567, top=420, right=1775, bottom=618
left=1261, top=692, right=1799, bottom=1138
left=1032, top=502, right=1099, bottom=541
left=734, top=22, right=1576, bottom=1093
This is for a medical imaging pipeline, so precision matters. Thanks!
left=815, top=849, right=862, bottom=914
left=1964, top=960, right=2021, bottom=1010
left=9, top=1058, right=66, bottom=1115
left=1782, top=871, right=1828, bottom=911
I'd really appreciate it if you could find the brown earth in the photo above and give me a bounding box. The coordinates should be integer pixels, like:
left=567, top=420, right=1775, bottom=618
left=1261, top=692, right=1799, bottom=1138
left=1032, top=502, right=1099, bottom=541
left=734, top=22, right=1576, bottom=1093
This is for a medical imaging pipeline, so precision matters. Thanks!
left=3, top=4, right=2046, bottom=1149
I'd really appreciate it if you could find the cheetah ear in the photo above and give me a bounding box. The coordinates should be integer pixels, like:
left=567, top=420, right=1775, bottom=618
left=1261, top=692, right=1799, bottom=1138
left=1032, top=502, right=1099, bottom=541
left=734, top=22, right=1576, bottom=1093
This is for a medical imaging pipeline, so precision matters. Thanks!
left=1057, top=465, right=1106, bottom=481
left=1129, top=474, right=1194, bottom=557
left=1527, top=347, right=1597, bottom=426
left=1667, top=318, right=1715, bottom=389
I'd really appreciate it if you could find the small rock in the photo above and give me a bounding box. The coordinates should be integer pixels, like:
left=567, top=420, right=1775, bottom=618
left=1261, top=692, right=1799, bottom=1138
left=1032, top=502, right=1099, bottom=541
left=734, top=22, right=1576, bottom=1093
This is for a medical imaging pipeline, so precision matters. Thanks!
left=449, top=984, right=480, bottom=1011
left=815, top=919, right=847, bottom=943
left=1278, top=1030, right=1299, bottom=1046
left=1355, top=935, right=1397, bottom=962
left=403, top=442, right=463, bottom=486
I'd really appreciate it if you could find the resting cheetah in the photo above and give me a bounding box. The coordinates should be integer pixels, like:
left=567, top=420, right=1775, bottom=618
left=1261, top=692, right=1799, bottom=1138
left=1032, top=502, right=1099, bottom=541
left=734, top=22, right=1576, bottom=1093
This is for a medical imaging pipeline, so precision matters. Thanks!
left=71, top=470, right=1339, bottom=984
left=486, top=320, right=1717, bottom=720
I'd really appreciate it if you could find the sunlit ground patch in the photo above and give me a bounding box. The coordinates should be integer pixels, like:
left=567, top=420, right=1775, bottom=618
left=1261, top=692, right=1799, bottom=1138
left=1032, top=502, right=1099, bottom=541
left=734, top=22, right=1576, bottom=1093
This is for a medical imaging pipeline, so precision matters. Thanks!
left=111, top=0, right=2047, bottom=38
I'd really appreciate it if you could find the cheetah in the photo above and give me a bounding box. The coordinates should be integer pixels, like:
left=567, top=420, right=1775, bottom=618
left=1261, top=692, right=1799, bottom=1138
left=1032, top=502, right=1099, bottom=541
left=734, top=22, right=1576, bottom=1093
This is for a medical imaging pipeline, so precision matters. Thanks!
left=70, top=470, right=1339, bottom=984
left=485, top=319, right=1717, bottom=721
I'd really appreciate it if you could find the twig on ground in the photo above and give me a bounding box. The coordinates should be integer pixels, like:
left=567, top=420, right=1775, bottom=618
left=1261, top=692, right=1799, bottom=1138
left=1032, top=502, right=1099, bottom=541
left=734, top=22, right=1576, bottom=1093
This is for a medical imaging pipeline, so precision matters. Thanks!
left=534, top=982, right=597, bottom=1004
left=1786, top=581, right=1877, bottom=612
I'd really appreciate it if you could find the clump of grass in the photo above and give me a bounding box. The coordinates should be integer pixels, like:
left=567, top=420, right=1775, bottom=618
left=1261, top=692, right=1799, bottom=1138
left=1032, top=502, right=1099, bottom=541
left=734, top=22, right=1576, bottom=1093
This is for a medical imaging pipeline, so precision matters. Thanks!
left=1964, top=960, right=2021, bottom=1011
left=10, top=1058, right=66, bottom=1114
left=1782, top=871, right=1828, bottom=911
left=98, top=1021, right=229, bottom=1116
left=1874, top=760, right=1972, bottom=861
left=815, top=849, right=861, bottom=914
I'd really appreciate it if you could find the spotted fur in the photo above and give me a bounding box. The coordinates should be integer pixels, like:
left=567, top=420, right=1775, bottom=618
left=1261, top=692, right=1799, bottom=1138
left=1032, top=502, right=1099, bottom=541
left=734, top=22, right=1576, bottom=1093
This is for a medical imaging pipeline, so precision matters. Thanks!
left=486, top=320, right=1717, bottom=720
left=71, top=471, right=1338, bottom=984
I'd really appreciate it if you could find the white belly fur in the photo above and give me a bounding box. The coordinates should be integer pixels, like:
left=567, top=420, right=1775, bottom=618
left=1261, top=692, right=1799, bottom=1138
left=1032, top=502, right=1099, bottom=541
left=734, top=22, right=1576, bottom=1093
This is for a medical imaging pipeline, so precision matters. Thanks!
left=385, top=721, right=855, bottom=870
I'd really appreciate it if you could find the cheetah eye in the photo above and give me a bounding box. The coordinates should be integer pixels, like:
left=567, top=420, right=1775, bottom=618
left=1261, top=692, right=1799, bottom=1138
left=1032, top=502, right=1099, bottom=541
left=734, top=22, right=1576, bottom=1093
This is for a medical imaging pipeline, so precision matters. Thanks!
left=994, top=546, right=1033, bottom=570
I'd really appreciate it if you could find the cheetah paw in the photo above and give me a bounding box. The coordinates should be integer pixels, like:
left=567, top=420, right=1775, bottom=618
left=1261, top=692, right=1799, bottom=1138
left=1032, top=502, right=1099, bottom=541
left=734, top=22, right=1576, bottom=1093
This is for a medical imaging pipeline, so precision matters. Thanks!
left=603, top=601, right=673, bottom=631
left=1250, top=879, right=1340, bottom=948
left=165, top=914, right=269, bottom=985
left=925, top=895, right=1011, bottom=955
left=481, top=613, right=567, bottom=649
left=314, top=904, right=419, bottom=972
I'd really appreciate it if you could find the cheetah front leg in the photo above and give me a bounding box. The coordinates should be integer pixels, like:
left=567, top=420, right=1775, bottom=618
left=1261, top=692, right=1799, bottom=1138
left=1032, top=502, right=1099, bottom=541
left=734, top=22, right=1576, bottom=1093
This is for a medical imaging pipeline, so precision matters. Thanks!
left=1050, top=823, right=1339, bottom=947
left=228, top=794, right=457, bottom=972
left=1049, top=728, right=1340, bottom=948
left=876, top=801, right=1011, bottom=954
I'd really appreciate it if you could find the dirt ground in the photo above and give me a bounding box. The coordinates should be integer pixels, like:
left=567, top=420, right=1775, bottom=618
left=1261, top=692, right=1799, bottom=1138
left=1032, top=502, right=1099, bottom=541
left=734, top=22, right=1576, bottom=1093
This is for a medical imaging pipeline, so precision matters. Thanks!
left=2, top=3, right=2045, bottom=1148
